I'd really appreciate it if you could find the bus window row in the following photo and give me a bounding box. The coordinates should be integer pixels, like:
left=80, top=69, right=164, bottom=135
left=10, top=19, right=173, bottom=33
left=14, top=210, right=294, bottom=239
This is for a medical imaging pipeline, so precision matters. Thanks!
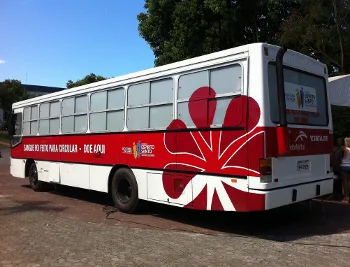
left=21, top=64, right=242, bottom=136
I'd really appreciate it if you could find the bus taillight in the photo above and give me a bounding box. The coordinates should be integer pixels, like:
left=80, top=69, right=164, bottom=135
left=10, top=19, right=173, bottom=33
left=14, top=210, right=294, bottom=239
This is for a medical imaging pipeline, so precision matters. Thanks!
left=276, top=126, right=290, bottom=156
left=259, top=158, right=272, bottom=183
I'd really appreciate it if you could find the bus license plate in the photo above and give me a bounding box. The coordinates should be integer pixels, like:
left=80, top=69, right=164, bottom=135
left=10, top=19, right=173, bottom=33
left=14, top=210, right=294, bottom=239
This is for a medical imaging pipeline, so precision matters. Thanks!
left=297, top=160, right=310, bottom=172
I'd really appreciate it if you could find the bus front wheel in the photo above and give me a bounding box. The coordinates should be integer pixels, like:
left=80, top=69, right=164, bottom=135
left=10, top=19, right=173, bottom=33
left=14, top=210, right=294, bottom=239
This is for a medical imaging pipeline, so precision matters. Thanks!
left=111, top=168, right=139, bottom=214
left=28, top=162, right=45, bottom=192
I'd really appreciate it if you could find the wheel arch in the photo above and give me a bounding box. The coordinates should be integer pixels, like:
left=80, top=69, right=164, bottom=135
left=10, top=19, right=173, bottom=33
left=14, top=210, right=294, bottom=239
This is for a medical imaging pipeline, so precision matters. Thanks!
left=25, top=158, right=35, bottom=178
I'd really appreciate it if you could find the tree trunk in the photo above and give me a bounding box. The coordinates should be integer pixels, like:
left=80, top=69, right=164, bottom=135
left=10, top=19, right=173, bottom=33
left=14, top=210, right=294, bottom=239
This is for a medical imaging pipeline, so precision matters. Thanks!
left=253, top=18, right=259, bottom=42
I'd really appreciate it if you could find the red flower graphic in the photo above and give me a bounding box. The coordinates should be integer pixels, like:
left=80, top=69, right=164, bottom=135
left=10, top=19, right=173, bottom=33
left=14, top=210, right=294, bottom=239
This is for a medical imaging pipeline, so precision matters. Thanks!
left=162, top=87, right=265, bottom=211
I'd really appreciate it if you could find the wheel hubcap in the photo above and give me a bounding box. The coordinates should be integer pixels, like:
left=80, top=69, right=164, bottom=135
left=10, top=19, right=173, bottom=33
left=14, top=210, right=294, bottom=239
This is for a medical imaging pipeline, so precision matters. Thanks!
left=117, top=178, right=132, bottom=204
left=29, top=167, right=38, bottom=185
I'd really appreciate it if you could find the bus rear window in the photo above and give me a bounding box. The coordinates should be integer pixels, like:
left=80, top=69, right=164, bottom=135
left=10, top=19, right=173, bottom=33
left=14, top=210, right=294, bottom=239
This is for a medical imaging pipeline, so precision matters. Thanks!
left=268, top=63, right=328, bottom=126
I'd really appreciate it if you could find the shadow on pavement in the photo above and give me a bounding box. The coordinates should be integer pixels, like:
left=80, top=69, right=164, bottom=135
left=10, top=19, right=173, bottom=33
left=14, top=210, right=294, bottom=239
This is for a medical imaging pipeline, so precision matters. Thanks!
left=0, top=200, right=67, bottom=216
left=19, top=183, right=350, bottom=242
left=48, top=184, right=114, bottom=206
left=150, top=199, right=350, bottom=241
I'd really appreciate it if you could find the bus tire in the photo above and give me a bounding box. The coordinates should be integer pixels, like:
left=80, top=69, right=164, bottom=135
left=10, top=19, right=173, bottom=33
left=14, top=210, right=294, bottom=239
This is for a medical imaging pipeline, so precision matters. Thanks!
left=28, top=162, right=45, bottom=192
left=111, top=168, right=139, bottom=213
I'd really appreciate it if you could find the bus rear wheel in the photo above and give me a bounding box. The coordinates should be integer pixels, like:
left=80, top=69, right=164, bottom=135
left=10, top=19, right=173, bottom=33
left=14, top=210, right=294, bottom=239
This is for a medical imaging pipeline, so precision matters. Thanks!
left=28, top=162, right=45, bottom=192
left=111, top=168, right=139, bottom=213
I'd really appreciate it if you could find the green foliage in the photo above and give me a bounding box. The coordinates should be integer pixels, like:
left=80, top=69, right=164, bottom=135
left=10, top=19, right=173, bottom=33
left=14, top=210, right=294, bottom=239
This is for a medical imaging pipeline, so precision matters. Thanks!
left=0, top=79, right=31, bottom=123
left=137, top=0, right=300, bottom=66
left=137, top=0, right=350, bottom=76
left=66, top=73, right=107, bottom=89
left=280, top=0, right=350, bottom=75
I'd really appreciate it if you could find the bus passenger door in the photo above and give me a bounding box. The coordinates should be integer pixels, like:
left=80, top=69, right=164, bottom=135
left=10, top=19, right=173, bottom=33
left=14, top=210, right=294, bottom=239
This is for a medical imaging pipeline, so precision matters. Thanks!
left=9, top=109, right=26, bottom=179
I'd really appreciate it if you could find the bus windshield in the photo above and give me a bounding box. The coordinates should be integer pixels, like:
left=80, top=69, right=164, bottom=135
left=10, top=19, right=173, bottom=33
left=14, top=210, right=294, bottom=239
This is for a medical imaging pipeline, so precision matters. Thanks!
left=268, top=63, right=329, bottom=126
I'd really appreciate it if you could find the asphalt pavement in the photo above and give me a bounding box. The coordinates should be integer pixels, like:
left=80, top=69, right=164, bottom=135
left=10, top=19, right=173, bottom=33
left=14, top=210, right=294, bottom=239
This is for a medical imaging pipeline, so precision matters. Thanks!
left=1, top=148, right=350, bottom=267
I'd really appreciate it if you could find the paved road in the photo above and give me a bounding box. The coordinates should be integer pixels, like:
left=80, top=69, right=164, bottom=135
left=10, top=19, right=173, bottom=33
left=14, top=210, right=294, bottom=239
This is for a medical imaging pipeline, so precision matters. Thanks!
left=1, top=148, right=350, bottom=266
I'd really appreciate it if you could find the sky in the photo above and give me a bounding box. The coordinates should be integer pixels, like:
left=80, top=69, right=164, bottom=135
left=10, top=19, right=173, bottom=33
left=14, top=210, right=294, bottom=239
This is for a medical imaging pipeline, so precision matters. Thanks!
left=0, top=0, right=155, bottom=88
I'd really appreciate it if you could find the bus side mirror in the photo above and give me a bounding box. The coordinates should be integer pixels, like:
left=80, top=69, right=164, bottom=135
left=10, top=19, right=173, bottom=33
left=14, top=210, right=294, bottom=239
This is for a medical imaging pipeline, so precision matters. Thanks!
left=8, top=112, right=15, bottom=138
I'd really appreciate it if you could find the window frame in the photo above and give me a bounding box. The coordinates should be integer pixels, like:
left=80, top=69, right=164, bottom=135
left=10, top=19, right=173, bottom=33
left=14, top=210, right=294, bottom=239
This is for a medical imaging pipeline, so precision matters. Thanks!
left=177, top=63, right=243, bottom=129
left=15, top=62, right=246, bottom=135
left=267, top=61, right=329, bottom=127
left=126, top=77, right=174, bottom=131
left=38, top=101, right=61, bottom=135
left=89, top=87, right=126, bottom=133
left=61, top=94, right=88, bottom=134
left=23, top=105, right=39, bottom=136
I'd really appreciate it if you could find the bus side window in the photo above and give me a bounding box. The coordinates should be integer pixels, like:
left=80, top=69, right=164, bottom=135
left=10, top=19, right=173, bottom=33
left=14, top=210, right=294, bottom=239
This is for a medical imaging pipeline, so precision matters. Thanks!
left=90, top=88, right=125, bottom=133
left=177, top=64, right=242, bottom=128
left=127, top=78, right=173, bottom=130
left=209, top=64, right=242, bottom=127
left=39, top=101, right=60, bottom=135
left=61, top=96, right=88, bottom=134
left=23, top=106, right=38, bottom=136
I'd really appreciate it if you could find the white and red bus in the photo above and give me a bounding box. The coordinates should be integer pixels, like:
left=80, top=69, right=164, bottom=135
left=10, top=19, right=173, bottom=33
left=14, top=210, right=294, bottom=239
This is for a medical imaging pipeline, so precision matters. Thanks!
left=9, top=43, right=333, bottom=213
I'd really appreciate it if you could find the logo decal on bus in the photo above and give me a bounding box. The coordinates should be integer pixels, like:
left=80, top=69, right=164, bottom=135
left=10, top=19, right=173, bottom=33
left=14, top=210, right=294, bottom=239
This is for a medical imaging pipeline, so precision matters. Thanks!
left=295, top=87, right=304, bottom=108
left=285, top=82, right=317, bottom=113
left=131, top=141, right=155, bottom=158
left=162, top=87, right=265, bottom=210
left=295, top=131, right=307, bottom=142
left=133, top=141, right=141, bottom=159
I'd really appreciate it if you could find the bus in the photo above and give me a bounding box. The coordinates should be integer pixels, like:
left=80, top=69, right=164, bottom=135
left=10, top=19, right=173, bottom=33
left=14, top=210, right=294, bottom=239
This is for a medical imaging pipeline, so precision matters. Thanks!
left=8, top=43, right=334, bottom=213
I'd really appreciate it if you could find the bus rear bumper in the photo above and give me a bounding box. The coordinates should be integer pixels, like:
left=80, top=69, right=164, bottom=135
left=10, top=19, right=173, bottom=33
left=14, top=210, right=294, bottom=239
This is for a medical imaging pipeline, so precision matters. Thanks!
left=256, top=178, right=333, bottom=210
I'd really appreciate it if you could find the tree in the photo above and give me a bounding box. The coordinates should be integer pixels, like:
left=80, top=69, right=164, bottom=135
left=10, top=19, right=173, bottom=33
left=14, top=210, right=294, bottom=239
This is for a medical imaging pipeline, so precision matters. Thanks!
left=0, top=79, right=31, bottom=126
left=66, top=73, right=107, bottom=89
left=137, top=0, right=300, bottom=66
left=280, top=0, right=350, bottom=75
